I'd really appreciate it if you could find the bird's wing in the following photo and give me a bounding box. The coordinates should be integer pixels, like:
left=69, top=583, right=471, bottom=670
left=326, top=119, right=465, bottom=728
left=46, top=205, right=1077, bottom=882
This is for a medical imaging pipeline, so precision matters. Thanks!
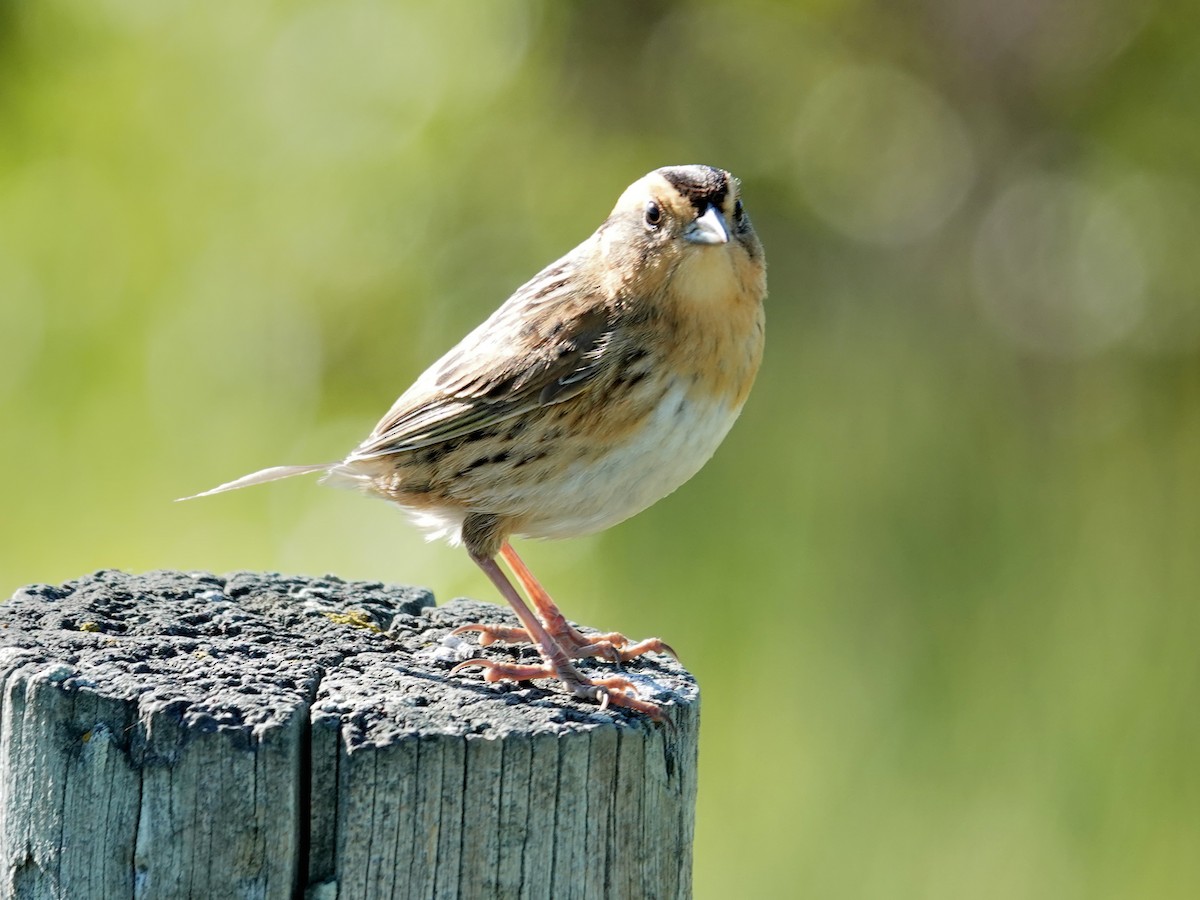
left=348, top=254, right=618, bottom=461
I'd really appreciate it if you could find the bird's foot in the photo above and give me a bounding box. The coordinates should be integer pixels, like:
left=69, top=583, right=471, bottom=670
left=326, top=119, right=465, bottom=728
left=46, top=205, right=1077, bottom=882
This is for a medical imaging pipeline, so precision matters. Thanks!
left=449, top=658, right=664, bottom=721
left=450, top=622, right=676, bottom=666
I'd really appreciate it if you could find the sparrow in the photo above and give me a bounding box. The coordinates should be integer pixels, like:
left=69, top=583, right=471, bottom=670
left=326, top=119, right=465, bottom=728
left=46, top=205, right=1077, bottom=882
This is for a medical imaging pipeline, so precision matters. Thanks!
left=184, top=165, right=767, bottom=720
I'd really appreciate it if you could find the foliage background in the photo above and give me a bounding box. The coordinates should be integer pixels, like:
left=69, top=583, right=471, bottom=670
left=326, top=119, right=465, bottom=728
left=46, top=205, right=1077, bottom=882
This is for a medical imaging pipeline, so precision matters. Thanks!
left=2, top=1, right=1197, bottom=896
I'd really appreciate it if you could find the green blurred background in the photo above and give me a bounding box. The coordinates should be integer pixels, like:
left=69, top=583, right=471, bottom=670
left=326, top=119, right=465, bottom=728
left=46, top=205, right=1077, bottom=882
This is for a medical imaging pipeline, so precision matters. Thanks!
left=2, top=0, right=1197, bottom=896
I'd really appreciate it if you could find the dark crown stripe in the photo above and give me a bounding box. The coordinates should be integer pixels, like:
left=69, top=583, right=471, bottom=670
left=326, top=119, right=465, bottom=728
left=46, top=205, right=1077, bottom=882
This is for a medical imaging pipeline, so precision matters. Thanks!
left=657, top=165, right=729, bottom=214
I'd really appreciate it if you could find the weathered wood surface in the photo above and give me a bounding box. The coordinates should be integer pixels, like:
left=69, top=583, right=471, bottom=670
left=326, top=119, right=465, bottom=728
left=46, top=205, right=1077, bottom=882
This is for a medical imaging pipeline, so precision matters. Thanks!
left=0, top=570, right=699, bottom=899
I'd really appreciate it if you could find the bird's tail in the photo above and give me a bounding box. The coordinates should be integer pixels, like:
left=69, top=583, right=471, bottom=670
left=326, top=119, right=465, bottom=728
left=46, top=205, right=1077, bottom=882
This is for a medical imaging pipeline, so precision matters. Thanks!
left=176, top=463, right=333, bottom=501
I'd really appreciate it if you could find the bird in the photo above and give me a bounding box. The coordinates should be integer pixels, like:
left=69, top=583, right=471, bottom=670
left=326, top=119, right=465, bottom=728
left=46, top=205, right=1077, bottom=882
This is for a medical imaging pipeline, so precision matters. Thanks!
left=183, top=164, right=767, bottom=720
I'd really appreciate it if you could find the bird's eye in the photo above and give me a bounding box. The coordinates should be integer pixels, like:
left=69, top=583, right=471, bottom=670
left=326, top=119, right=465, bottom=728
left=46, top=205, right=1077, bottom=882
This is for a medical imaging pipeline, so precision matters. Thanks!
left=644, top=201, right=663, bottom=228
left=734, top=199, right=744, bottom=222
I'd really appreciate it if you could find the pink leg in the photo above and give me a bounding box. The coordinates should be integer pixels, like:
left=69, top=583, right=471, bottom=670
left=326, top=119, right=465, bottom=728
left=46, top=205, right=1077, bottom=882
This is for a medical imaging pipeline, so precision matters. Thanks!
left=450, top=551, right=664, bottom=720
left=452, top=543, right=676, bottom=664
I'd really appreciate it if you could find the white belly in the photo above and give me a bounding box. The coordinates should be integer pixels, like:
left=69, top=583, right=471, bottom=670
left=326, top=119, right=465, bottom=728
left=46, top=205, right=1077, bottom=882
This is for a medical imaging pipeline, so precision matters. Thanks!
left=516, top=380, right=743, bottom=540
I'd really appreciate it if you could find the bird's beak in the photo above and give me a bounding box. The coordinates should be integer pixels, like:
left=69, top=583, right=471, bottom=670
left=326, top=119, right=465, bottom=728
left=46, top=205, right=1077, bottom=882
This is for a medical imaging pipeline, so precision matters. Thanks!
left=684, top=204, right=730, bottom=245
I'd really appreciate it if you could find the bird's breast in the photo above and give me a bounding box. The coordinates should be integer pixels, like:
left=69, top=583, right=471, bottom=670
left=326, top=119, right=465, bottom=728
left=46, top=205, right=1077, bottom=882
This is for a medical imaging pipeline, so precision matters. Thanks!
left=513, top=264, right=765, bottom=539
left=514, top=376, right=748, bottom=540
left=661, top=245, right=766, bottom=408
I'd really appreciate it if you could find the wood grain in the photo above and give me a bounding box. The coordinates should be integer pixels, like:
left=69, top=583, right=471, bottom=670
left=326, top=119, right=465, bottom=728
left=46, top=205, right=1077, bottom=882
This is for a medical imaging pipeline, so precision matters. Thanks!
left=0, top=570, right=699, bottom=899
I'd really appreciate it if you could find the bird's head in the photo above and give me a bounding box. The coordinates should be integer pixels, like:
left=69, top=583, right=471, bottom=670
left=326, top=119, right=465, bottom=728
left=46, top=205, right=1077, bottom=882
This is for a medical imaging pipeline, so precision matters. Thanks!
left=597, top=165, right=765, bottom=306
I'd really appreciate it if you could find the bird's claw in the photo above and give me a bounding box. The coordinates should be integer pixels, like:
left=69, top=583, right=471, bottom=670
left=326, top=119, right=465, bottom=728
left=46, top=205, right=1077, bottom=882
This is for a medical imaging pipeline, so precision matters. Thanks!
left=578, top=676, right=665, bottom=722
left=451, top=621, right=675, bottom=665
left=449, top=658, right=664, bottom=721
left=450, top=623, right=530, bottom=647
left=449, top=658, right=555, bottom=683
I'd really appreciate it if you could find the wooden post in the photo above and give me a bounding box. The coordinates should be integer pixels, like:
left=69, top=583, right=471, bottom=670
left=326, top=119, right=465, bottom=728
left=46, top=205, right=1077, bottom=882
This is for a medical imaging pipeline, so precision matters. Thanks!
left=0, top=570, right=699, bottom=899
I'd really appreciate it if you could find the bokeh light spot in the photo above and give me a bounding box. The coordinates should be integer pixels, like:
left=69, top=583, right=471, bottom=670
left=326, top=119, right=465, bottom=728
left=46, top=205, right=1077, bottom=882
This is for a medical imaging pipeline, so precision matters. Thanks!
left=794, top=65, right=975, bottom=245
left=262, top=0, right=444, bottom=166
left=1106, top=172, right=1200, bottom=354
left=973, top=173, right=1146, bottom=357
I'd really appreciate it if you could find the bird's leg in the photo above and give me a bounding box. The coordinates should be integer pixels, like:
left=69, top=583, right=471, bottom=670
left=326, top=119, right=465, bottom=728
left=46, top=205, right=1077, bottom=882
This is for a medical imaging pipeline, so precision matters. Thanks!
left=502, top=543, right=678, bottom=663
left=452, top=542, right=676, bottom=664
left=450, top=551, right=664, bottom=720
